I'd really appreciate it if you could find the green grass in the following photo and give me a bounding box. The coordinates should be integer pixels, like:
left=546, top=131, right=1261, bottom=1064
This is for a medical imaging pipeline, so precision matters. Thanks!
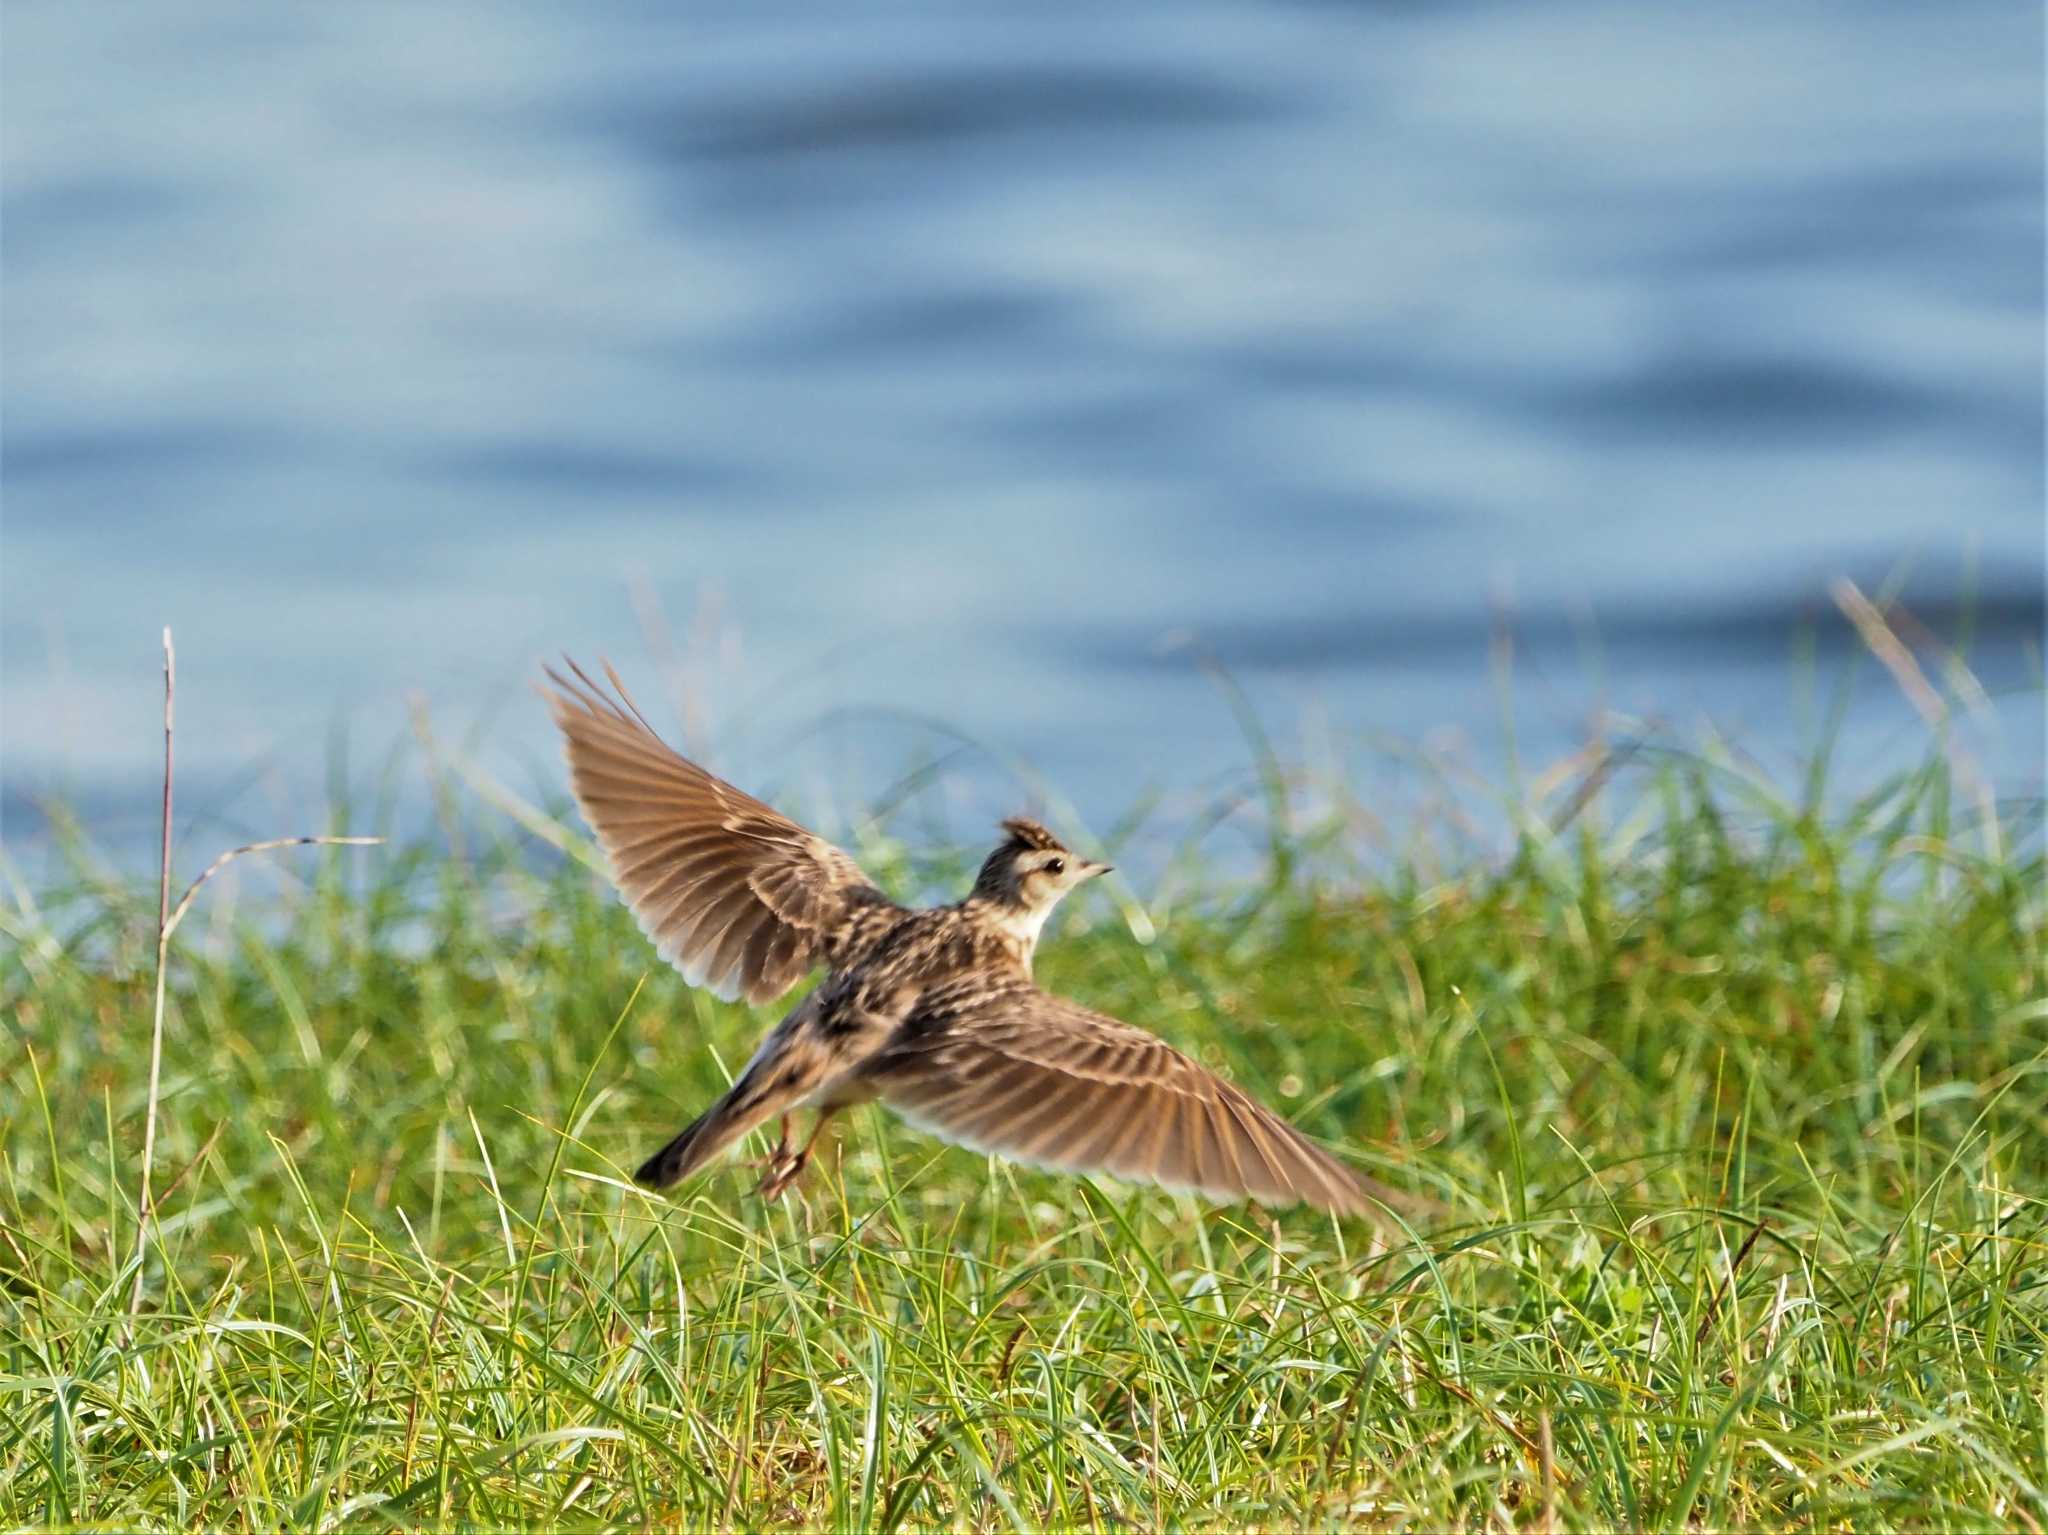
left=3, top=737, right=2044, bottom=1530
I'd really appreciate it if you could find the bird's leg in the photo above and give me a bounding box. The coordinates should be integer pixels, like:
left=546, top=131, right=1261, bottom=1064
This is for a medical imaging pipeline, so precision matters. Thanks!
left=757, top=1108, right=839, bottom=1200
left=756, top=1112, right=799, bottom=1197
left=756, top=1115, right=794, bottom=1183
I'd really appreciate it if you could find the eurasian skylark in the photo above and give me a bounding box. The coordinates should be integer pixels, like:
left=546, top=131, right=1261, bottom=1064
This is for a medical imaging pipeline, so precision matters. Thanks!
left=546, top=659, right=1413, bottom=1217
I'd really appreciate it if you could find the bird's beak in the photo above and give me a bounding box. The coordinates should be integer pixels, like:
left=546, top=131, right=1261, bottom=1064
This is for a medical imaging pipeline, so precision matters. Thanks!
left=1084, top=860, right=1114, bottom=880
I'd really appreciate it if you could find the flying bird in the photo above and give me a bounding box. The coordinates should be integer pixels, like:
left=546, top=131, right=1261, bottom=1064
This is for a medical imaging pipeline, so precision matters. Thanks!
left=545, top=659, right=1417, bottom=1218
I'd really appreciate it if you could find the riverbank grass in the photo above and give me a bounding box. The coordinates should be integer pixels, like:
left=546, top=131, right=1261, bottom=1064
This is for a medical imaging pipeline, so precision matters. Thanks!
left=3, top=742, right=2043, bottom=1528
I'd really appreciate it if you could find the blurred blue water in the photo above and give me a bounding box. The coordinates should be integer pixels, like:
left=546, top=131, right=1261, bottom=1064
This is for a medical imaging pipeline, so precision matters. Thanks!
left=3, top=0, right=2042, bottom=872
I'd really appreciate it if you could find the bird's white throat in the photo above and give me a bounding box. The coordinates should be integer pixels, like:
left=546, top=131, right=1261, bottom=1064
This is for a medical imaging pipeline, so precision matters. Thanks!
left=988, top=899, right=1057, bottom=952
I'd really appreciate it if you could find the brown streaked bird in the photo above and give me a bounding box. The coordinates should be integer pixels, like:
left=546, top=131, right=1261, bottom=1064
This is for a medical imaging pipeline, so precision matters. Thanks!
left=545, top=659, right=1420, bottom=1218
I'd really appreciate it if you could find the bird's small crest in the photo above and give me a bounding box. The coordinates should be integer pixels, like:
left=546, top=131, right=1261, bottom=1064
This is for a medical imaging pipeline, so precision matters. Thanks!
left=998, top=816, right=1066, bottom=853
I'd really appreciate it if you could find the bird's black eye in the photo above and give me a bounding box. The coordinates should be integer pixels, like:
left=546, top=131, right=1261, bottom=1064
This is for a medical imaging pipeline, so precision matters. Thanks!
left=1045, top=857, right=1066, bottom=876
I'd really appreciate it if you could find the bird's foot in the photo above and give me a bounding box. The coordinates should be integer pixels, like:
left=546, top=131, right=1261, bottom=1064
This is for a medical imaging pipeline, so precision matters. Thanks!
left=754, top=1115, right=794, bottom=1192
left=756, top=1145, right=810, bottom=1200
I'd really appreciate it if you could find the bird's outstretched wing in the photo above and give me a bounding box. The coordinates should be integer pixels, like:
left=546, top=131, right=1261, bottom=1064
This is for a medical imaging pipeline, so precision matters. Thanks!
left=859, top=975, right=1418, bottom=1218
left=544, top=659, right=894, bottom=1005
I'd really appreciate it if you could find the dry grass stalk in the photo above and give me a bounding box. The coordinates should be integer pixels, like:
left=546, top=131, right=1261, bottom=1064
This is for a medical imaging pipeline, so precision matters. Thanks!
left=1830, top=579, right=1945, bottom=731
left=126, top=628, right=381, bottom=1328
left=1829, top=577, right=2001, bottom=861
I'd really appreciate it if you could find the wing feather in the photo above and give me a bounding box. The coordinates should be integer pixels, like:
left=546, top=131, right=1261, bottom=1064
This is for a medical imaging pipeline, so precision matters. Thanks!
left=545, top=659, right=896, bottom=1004
left=862, top=981, right=1415, bottom=1218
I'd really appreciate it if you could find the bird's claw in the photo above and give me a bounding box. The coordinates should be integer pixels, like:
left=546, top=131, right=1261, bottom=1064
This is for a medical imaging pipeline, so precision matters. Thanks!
left=756, top=1145, right=809, bottom=1200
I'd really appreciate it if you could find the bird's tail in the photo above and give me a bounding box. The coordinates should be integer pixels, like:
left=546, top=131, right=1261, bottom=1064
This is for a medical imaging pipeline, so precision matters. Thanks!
left=634, top=1075, right=788, bottom=1189
left=635, top=1103, right=749, bottom=1188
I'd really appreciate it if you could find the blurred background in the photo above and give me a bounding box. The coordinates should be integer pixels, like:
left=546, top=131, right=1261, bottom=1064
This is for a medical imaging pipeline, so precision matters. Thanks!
left=3, top=0, right=2042, bottom=877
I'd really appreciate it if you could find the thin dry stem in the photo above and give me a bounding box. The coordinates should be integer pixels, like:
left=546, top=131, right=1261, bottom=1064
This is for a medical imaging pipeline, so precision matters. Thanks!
left=125, top=630, right=382, bottom=1327
left=127, top=629, right=175, bottom=1328
left=1831, top=577, right=2000, bottom=862
left=163, top=835, right=383, bottom=945
left=1831, top=579, right=1944, bottom=731
left=1695, top=1217, right=1769, bottom=1346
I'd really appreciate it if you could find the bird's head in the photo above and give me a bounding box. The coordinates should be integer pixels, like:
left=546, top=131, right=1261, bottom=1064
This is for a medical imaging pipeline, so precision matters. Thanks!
left=971, top=817, right=1112, bottom=928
